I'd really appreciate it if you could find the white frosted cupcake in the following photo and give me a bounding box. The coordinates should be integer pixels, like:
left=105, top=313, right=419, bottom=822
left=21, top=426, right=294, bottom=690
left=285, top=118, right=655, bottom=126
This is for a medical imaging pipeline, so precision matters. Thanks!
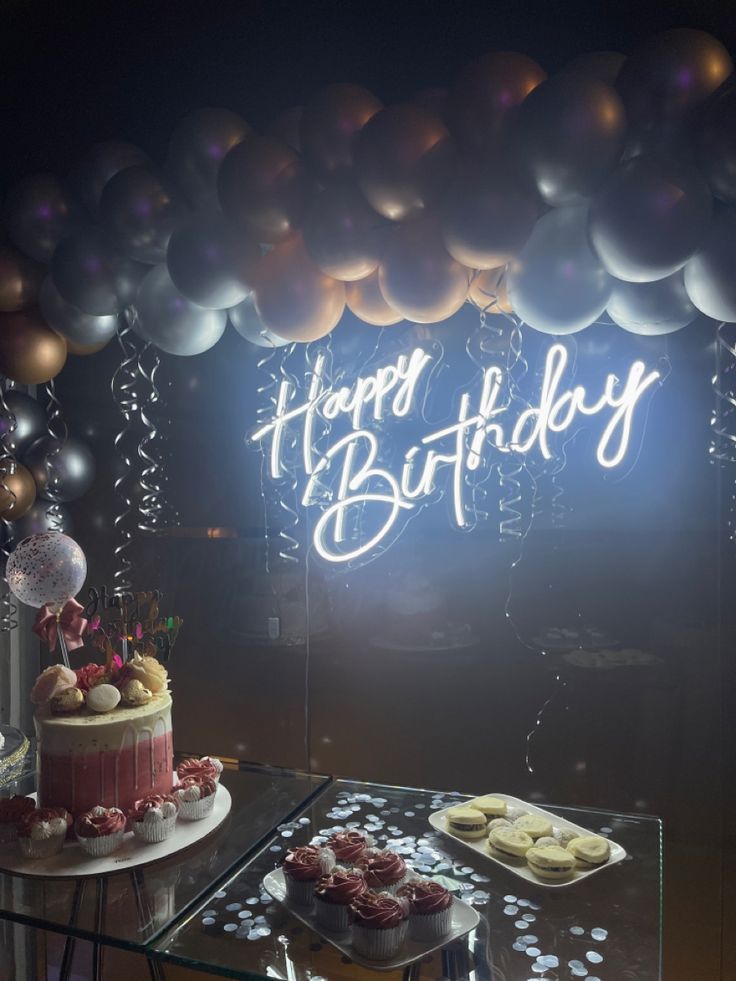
left=397, top=879, right=453, bottom=940
left=129, top=794, right=179, bottom=843
left=172, top=776, right=217, bottom=821
left=17, top=807, right=71, bottom=859
left=351, top=891, right=409, bottom=960
left=75, top=806, right=126, bottom=857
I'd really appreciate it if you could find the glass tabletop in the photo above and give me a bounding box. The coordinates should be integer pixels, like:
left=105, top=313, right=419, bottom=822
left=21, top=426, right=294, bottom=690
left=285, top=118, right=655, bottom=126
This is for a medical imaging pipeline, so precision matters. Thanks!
left=155, top=779, right=662, bottom=980
left=0, top=757, right=328, bottom=952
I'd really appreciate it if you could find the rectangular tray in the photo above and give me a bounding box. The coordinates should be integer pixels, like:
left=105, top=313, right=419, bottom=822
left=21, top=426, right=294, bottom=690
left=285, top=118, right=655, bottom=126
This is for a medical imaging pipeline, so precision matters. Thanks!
left=429, top=793, right=627, bottom=888
left=263, top=868, right=480, bottom=972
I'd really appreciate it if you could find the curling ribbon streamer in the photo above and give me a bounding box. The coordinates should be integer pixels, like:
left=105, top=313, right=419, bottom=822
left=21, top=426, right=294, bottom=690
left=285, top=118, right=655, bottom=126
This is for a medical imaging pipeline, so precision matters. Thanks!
left=42, top=378, right=69, bottom=532
left=498, top=315, right=530, bottom=541
left=274, top=343, right=302, bottom=565
left=710, top=321, right=736, bottom=543
left=136, top=342, right=168, bottom=533
left=0, top=381, right=18, bottom=632
left=33, top=599, right=88, bottom=652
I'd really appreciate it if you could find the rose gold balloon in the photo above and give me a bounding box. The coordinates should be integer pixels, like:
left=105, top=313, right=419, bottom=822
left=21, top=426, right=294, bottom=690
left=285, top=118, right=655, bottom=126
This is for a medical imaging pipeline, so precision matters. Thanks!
left=468, top=267, right=513, bottom=314
left=378, top=220, right=469, bottom=323
left=346, top=270, right=403, bottom=326
left=448, top=52, right=547, bottom=155
left=355, top=104, right=457, bottom=222
left=303, top=182, right=389, bottom=281
left=0, top=245, right=43, bottom=312
left=218, top=136, right=313, bottom=244
left=267, top=106, right=304, bottom=153
left=66, top=337, right=111, bottom=355
left=253, top=236, right=346, bottom=341
left=301, top=84, right=383, bottom=178
left=0, top=462, right=36, bottom=520
left=0, top=309, right=68, bottom=384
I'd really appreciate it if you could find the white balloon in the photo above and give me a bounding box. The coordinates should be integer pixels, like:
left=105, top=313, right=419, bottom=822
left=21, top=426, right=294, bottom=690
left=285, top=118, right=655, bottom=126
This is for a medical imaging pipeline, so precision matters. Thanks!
left=6, top=532, right=87, bottom=610
left=229, top=293, right=289, bottom=348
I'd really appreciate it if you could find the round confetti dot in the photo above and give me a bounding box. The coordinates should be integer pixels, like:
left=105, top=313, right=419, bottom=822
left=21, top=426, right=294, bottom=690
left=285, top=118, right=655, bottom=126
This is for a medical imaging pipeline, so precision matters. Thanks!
left=504, top=895, right=518, bottom=903
left=570, top=926, right=585, bottom=936
left=515, top=920, right=528, bottom=929
left=512, top=942, right=528, bottom=952
left=591, top=928, right=608, bottom=941
left=298, top=817, right=310, bottom=825
left=269, top=845, right=282, bottom=852
left=525, top=947, right=541, bottom=957
left=226, top=903, right=242, bottom=912
left=238, top=911, right=253, bottom=920
left=223, top=923, right=238, bottom=933
left=504, top=905, right=519, bottom=915
left=586, top=952, right=603, bottom=964
left=202, top=917, right=215, bottom=927
left=568, top=960, right=588, bottom=977
left=523, top=913, right=536, bottom=922
left=214, top=891, right=227, bottom=899
left=537, top=955, right=559, bottom=968
left=246, top=898, right=259, bottom=906
left=599, top=826, right=613, bottom=834
left=519, top=935, right=538, bottom=944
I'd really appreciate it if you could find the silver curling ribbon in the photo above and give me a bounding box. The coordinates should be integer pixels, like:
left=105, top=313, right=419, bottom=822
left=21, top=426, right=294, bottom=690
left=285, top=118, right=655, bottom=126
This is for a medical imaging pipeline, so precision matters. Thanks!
left=0, top=382, right=18, bottom=631
left=42, top=378, right=69, bottom=532
left=711, top=321, right=736, bottom=543
left=136, top=341, right=167, bottom=533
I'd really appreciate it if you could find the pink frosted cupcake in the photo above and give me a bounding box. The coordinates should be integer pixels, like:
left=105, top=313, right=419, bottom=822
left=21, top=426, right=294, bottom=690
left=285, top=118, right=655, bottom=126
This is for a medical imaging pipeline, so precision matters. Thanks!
left=326, top=830, right=372, bottom=865
left=129, top=794, right=179, bottom=844
left=172, top=776, right=217, bottom=821
left=351, top=890, right=409, bottom=960
left=356, top=848, right=409, bottom=894
left=397, top=878, right=453, bottom=940
left=282, top=844, right=336, bottom=906
left=75, top=806, right=126, bottom=857
left=176, top=756, right=223, bottom=784
left=18, top=807, right=71, bottom=859
left=314, top=867, right=367, bottom=933
left=0, top=796, right=36, bottom=845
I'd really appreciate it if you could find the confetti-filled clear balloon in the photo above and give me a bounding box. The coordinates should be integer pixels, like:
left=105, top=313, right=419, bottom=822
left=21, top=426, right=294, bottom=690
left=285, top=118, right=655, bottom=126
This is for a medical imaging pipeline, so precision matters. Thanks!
left=6, top=532, right=87, bottom=609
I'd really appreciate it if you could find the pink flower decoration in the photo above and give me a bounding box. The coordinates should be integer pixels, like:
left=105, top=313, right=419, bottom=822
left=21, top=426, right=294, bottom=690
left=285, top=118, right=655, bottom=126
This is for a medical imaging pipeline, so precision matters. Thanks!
left=30, top=665, right=77, bottom=705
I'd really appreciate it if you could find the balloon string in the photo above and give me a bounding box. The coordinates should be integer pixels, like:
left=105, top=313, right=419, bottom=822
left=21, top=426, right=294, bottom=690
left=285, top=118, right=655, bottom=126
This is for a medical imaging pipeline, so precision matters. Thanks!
left=111, top=315, right=142, bottom=593
left=710, top=321, right=736, bottom=542
left=275, top=344, right=302, bottom=565
left=136, top=342, right=168, bottom=533
left=254, top=343, right=282, bottom=573
left=0, top=380, right=18, bottom=632
left=43, top=378, right=69, bottom=533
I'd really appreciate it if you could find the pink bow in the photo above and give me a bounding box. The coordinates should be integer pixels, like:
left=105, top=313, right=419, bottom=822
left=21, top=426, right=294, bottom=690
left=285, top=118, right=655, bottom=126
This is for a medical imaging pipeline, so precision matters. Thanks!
left=33, top=600, right=88, bottom=653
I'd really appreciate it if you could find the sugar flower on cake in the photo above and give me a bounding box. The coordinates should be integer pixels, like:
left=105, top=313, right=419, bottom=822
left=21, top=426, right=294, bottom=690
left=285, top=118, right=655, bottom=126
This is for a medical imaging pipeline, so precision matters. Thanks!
left=74, top=662, right=107, bottom=693
left=127, top=653, right=169, bottom=693
left=30, top=664, right=77, bottom=705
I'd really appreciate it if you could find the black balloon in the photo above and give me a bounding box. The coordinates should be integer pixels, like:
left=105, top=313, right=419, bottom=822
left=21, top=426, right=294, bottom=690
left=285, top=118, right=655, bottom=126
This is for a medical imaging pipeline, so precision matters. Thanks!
left=134, top=264, right=227, bottom=355
left=70, top=141, right=151, bottom=215
left=99, top=166, right=185, bottom=264
left=684, top=210, right=736, bottom=323
left=5, top=175, right=78, bottom=262
left=39, top=277, right=118, bottom=349
left=166, top=213, right=260, bottom=309
left=607, top=271, right=698, bottom=335
left=10, top=500, right=73, bottom=539
left=167, top=108, right=251, bottom=211
left=23, top=435, right=96, bottom=503
left=589, top=155, right=712, bottom=282
left=51, top=227, right=121, bottom=315
left=697, top=82, right=736, bottom=204
left=562, top=51, right=626, bottom=86
left=0, top=390, right=47, bottom=456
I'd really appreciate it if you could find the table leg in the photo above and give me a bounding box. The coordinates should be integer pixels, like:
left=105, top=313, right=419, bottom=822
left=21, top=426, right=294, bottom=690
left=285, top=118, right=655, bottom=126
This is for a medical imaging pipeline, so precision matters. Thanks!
left=91, top=876, right=107, bottom=981
left=59, top=879, right=86, bottom=981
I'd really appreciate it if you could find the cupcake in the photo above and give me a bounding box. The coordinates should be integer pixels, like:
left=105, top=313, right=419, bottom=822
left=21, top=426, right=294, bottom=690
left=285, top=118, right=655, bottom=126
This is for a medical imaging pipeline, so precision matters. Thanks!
left=129, top=794, right=179, bottom=844
left=17, top=807, right=71, bottom=859
left=75, top=806, right=126, bottom=857
left=0, top=795, right=35, bottom=845
left=351, top=890, right=409, bottom=961
left=397, top=878, right=453, bottom=940
left=172, top=775, right=217, bottom=820
left=176, top=756, right=223, bottom=784
left=326, top=830, right=372, bottom=864
left=282, top=844, right=336, bottom=906
left=356, top=848, right=409, bottom=894
left=314, top=867, right=367, bottom=933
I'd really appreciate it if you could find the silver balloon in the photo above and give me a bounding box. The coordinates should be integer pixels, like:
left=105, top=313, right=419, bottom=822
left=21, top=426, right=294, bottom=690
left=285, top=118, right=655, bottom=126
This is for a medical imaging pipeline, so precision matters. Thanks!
left=684, top=210, right=736, bottom=323
left=507, top=206, right=612, bottom=334
left=607, top=271, right=698, bottom=335
left=5, top=175, right=78, bottom=262
left=70, top=141, right=151, bottom=216
left=0, top=390, right=47, bottom=456
left=113, top=256, right=148, bottom=308
left=11, top=500, right=73, bottom=539
left=39, top=277, right=118, bottom=349
left=51, top=227, right=121, bottom=315
left=167, top=108, right=252, bottom=211
left=166, top=213, right=260, bottom=309
left=134, top=263, right=227, bottom=355
left=23, top=435, right=96, bottom=503
left=99, top=166, right=185, bottom=264
left=229, top=293, right=289, bottom=347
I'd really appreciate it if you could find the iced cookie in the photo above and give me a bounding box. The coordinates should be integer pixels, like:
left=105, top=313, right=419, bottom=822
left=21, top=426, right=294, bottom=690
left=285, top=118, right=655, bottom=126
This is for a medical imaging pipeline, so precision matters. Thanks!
left=446, top=806, right=487, bottom=840
left=514, top=814, right=553, bottom=840
left=488, top=826, right=534, bottom=863
left=567, top=835, right=611, bottom=868
left=469, top=795, right=507, bottom=820
left=526, top=845, right=576, bottom=881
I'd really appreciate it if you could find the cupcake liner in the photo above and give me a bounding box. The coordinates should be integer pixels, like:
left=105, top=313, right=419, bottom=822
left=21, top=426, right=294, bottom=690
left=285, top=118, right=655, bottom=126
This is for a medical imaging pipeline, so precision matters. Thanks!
left=284, top=875, right=318, bottom=906
left=407, top=904, right=453, bottom=941
left=18, top=834, right=66, bottom=860
left=352, top=921, right=408, bottom=961
left=76, top=829, right=125, bottom=858
left=314, top=897, right=353, bottom=933
left=132, top=814, right=177, bottom=844
left=177, top=792, right=216, bottom=822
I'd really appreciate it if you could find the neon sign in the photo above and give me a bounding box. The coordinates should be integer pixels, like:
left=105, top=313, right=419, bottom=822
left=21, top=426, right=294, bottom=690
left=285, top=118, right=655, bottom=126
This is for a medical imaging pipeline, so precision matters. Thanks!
left=252, top=343, right=661, bottom=563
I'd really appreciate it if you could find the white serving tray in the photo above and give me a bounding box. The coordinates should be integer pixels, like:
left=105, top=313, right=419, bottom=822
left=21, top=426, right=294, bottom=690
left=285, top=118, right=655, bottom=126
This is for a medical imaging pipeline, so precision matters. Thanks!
left=263, top=868, right=480, bottom=972
left=429, top=793, right=627, bottom=888
left=0, top=782, right=231, bottom=879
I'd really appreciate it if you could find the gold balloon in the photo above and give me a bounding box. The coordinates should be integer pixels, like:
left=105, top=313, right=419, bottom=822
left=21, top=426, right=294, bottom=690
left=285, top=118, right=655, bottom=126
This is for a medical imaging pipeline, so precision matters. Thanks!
left=0, top=245, right=44, bottom=312
left=448, top=52, right=547, bottom=155
left=301, top=84, right=383, bottom=178
left=66, top=336, right=111, bottom=355
left=0, top=463, right=36, bottom=520
left=346, top=270, right=403, bottom=326
left=303, top=182, right=388, bottom=281
left=253, top=236, right=346, bottom=342
left=0, top=309, right=68, bottom=384
left=468, top=267, right=513, bottom=314
left=378, top=220, right=469, bottom=323
left=355, top=104, right=457, bottom=221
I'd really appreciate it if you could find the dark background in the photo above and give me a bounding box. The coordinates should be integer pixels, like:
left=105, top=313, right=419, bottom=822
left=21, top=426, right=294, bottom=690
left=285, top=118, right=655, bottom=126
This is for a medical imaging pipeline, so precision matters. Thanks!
left=2, top=1, right=735, bottom=979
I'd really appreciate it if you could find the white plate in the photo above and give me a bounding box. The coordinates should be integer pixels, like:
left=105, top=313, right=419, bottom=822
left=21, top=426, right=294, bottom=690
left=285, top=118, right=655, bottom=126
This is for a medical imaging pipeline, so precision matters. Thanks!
left=263, top=868, right=479, bottom=972
left=0, top=782, right=231, bottom=879
left=429, top=793, right=627, bottom=889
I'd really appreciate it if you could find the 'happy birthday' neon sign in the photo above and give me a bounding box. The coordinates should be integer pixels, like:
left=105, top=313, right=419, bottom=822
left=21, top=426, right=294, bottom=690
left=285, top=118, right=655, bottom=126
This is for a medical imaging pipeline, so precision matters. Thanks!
left=252, top=343, right=661, bottom=563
